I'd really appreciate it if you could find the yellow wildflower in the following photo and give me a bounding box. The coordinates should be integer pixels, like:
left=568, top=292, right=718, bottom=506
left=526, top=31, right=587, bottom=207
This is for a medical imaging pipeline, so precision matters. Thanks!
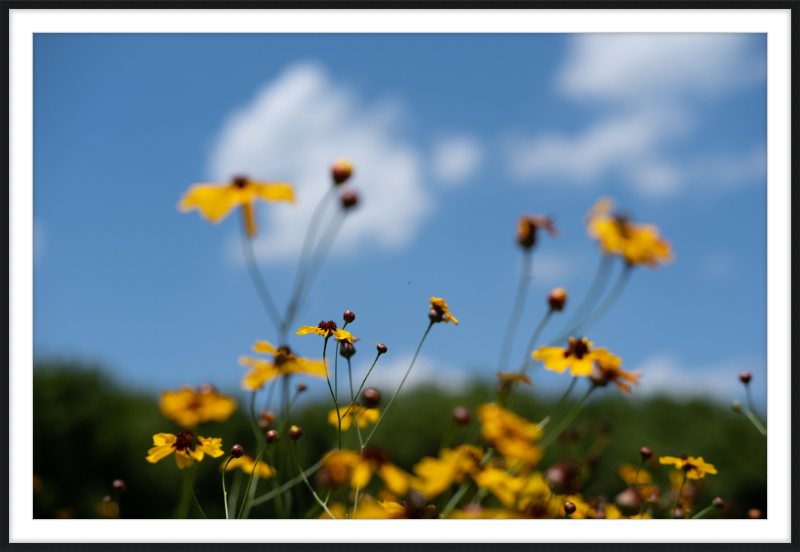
left=178, top=176, right=294, bottom=238
left=586, top=197, right=672, bottom=267
left=476, top=403, right=543, bottom=466
left=240, top=341, right=326, bottom=391
left=321, top=448, right=412, bottom=496
left=659, top=455, right=718, bottom=479
left=411, top=445, right=483, bottom=500
left=296, top=320, right=354, bottom=342
left=517, top=214, right=558, bottom=249
left=618, top=463, right=652, bottom=485
left=159, top=385, right=237, bottom=428
left=145, top=430, right=223, bottom=469
left=430, top=297, right=458, bottom=325
left=533, top=337, right=620, bottom=377
left=327, top=403, right=380, bottom=431
left=224, top=453, right=276, bottom=479
left=591, top=355, right=641, bottom=393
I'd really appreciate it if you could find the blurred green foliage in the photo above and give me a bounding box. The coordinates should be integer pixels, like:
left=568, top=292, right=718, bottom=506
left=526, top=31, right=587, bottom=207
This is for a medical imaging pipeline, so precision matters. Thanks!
left=33, top=361, right=766, bottom=519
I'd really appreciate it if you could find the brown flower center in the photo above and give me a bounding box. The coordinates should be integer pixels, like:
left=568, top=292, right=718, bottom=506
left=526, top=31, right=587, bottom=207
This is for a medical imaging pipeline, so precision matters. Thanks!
left=565, top=338, right=590, bottom=359
left=232, top=176, right=248, bottom=189
left=174, top=430, right=194, bottom=451
left=361, top=447, right=389, bottom=464
left=275, top=345, right=292, bottom=365
left=318, top=320, right=338, bottom=333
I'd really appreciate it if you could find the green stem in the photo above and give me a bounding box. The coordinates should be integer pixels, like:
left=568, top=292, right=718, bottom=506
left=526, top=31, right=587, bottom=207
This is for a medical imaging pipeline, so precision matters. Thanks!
left=340, top=352, right=382, bottom=420
left=321, top=337, right=342, bottom=450
left=353, top=485, right=361, bottom=515
left=497, top=250, right=533, bottom=373
left=222, top=457, right=234, bottom=519
left=249, top=391, right=264, bottom=446
left=539, top=385, right=594, bottom=450
left=363, top=321, right=434, bottom=447
left=188, top=466, right=207, bottom=519
left=537, top=377, right=578, bottom=431
left=672, top=471, right=687, bottom=519
left=248, top=457, right=326, bottom=508
left=293, top=441, right=337, bottom=519
left=743, top=406, right=767, bottom=437
left=555, top=254, right=612, bottom=338
left=228, top=470, right=243, bottom=517
left=242, top=473, right=258, bottom=520
left=633, top=457, right=644, bottom=516
left=691, top=502, right=717, bottom=519
left=442, top=480, right=472, bottom=517
left=520, top=309, right=554, bottom=375
left=237, top=447, right=267, bottom=519
left=347, top=357, right=365, bottom=449
left=241, top=221, right=283, bottom=335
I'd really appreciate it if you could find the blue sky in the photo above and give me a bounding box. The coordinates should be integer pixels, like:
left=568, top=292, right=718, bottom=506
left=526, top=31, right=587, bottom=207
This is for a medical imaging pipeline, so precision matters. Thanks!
left=32, top=33, right=767, bottom=408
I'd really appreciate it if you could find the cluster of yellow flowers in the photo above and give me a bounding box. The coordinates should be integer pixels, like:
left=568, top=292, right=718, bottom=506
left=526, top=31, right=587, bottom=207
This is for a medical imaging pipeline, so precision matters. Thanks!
left=139, top=160, right=743, bottom=521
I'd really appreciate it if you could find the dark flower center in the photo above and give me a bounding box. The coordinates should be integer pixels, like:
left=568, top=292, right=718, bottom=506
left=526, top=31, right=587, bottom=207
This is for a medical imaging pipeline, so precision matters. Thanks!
left=275, top=345, right=292, bottom=365
left=565, top=338, right=590, bottom=359
left=232, top=176, right=248, bottom=189
left=361, top=447, right=389, bottom=464
left=614, top=214, right=632, bottom=238
left=174, top=430, right=194, bottom=451
left=318, top=320, right=338, bottom=333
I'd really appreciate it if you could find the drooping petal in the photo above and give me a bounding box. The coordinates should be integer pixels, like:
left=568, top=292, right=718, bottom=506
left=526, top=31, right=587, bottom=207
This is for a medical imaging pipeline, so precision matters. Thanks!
left=196, top=436, right=224, bottom=458
left=253, top=341, right=278, bottom=355
left=532, top=347, right=571, bottom=373
left=178, top=184, right=242, bottom=222
left=332, top=329, right=353, bottom=343
left=251, top=182, right=296, bottom=203
left=296, top=326, right=324, bottom=337
left=174, top=450, right=195, bottom=469
left=351, top=460, right=374, bottom=489
left=146, top=444, right=175, bottom=464
left=569, top=356, right=594, bottom=377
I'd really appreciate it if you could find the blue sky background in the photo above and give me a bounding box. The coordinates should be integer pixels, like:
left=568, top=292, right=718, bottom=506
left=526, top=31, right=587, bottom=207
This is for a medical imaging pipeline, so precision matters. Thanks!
left=32, top=33, right=767, bottom=409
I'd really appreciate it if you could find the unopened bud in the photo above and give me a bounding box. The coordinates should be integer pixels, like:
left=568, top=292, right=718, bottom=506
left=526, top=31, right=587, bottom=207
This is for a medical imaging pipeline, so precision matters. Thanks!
left=103, top=495, right=112, bottom=503
left=288, top=425, right=303, bottom=441
left=296, top=382, right=307, bottom=392
left=615, top=487, right=641, bottom=516
left=428, top=308, right=444, bottom=323
left=340, top=190, right=358, bottom=210
left=332, top=159, right=353, bottom=185
left=258, top=410, right=277, bottom=428
left=674, top=507, right=685, bottom=519
left=111, top=479, right=126, bottom=492
left=564, top=502, right=576, bottom=516
left=589, top=366, right=609, bottom=388
left=198, top=383, right=216, bottom=394
left=231, top=444, right=244, bottom=458
left=343, top=310, right=355, bottom=323
left=453, top=406, right=471, bottom=426
left=739, top=371, right=752, bottom=384
left=748, top=509, right=762, bottom=519
left=640, top=447, right=652, bottom=460
left=340, top=341, right=356, bottom=359
left=713, top=497, right=725, bottom=509
left=548, top=288, right=567, bottom=312
left=731, top=400, right=742, bottom=414
left=376, top=343, right=388, bottom=355
left=266, top=430, right=280, bottom=444
left=362, top=387, right=381, bottom=408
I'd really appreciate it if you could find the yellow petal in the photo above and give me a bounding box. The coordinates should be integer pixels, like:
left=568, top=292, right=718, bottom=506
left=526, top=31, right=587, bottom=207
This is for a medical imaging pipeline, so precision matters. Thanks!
left=253, top=340, right=278, bottom=355
left=533, top=347, right=570, bottom=373
left=146, top=444, right=175, bottom=464
left=296, top=326, right=324, bottom=337
left=174, top=450, right=195, bottom=469
left=251, top=182, right=295, bottom=203
left=569, top=357, right=594, bottom=376
left=333, top=329, right=353, bottom=343
left=178, top=184, right=242, bottom=222
left=196, top=437, right=224, bottom=458
left=351, top=460, right=373, bottom=489
left=378, top=464, right=410, bottom=495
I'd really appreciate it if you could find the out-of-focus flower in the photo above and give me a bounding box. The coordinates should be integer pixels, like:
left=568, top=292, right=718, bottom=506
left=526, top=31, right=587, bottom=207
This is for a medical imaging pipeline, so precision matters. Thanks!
left=618, top=463, right=652, bottom=485
left=411, top=445, right=483, bottom=500
left=496, top=372, right=532, bottom=389
left=240, top=342, right=326, bottom=391
left=327, top=404, right=380, bottom=431
left=296, top=320, right=354, bottom=342
left=586, top=198, right=672, bottom=268
left=178, top=176, right=294, bottom=238
left=659, top=455, right=718, bottom=479
left=590, top=356, right=641, bottom=393
left=548, top=288, right=568, bottom=311
left=159, top=386, right=237, bottom=428
left=224, top=453, right=276, bottom=479
left=477, top=403, right=543, bottom=466
left=533, top=337, right=620, bottom=377
left=332, top=159, right=353, bottom=185
left=320, top=448, right=412, bottom=496
left=516, top=214, right=558, bottom=249
left=146, top=431, right=223, bottom=469
left=98, top=497, right=119, bottom=518
left=429, top=298, right=458, bottom=325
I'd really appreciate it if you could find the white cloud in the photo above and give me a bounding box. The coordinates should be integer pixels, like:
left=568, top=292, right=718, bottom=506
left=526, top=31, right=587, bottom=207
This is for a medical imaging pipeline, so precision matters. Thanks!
left=353, top=353, right=471, bottom=396
left=33, top=219, right=44, bottom=264
left=431, top=135, right=483, bottom=186
left=210, top=62, right=432, bottom=262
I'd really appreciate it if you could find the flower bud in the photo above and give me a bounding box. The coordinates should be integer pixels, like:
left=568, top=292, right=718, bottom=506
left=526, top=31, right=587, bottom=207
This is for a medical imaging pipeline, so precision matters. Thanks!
left=546, top=461, right=582, bottom=495
left=296, top=382, right=307, bottom=392
left=731, top=400, right=742, bottom=414
left=428, top=307, right=444, bottom=323
left=362, top=387, right=381, bottom=408
left=674, top=507, right=685, bottom=519
left=615, top=487, right=641, bottom=516
left=747, top=509, right=762, bottom=519
left=266, top=430, right=280, bottom=444
left=640, top=447, right=652, bottom=460
left=231, top=444, right=244, bottom=458
left=198, top=382, right=216, bottom=394
left=453, top=406, right=471, bottom=426
left=340, top=341, right=356, bottom=359
left=563, top=502, right=576, bottom=516
left=258, top=410, right=277, bottom=428
left=713, top=497, right=725, bottom=509
left=111, top=479, right=126, bottom=492
left=589, top=365, right=609, bottom=388
left=340, top=190, right=358, bottom=210
left=287, top=425, right=303, bottom=441
left=548, top=288, right=567, bottom=312
left=332, top=159, right=353, bottom=185
left=377, top=343, right=388, bottom=355
left=102, top=495, right=113, bottom=503
left=739, top=371, right=752, bottom=384
left=343, top=310, right=355, bottom=323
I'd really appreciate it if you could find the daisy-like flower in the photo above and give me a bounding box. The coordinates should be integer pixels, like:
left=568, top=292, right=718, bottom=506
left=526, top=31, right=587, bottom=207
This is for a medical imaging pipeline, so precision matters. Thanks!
left=516, top=214, right=558, bottom=250
left=224, top=453, right=276, bottom=479
left=659, top=455, right=718, bottom=479
left=327, top=403, right=380, bottom=431
left=321, top=448, right=412, bottom=496
left=411, top=445, right=483, bottom=500
left=590, top=355, right=641, bottom=393
left=296, top=320, right=354, bottom=342
left=239, top=341, right=326, bottom=391
left=618, top=463, right=653, bottom=486
left=159, top=385, right=237, bottom=429
left=532, top=337, right=620, bottom=377
left=429, top=297, right=458, bottom=325
left=586, top=197, right=672, bottom=268
left=145, top=430, right=223, bottom=469
left=476, top=403, right=543, bottom=466
left=177, top=175, right=295, bottom=238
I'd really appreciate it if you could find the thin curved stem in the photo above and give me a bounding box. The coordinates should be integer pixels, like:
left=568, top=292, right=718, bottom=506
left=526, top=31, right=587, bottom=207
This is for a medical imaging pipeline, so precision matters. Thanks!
left=347, top=357, right=365, bottom=449
left=539, top=385, right=594, bottom=450
left=248, top=457, right=325, bottom=508
left=497, top=251, right=533, bottom=373
left=691, top=502, right=717, bottom=519
left=340, top=352, right=383, bottom=420
left=672, top=471, right=687, bottom=518
left=321, top=337, right=342, bottom=450
left=293, top=441, right=336, bottom=519
left=519, top=309, right=554, bottom=375
left=237, top=446, right=266, bottom=519
left=556, top=254, right=612, bottom=336
left=188, top=466, right=207, bottom=519
left=241, top=223, right=283, bottom=335
left=222, top=457, right=234, bottom=519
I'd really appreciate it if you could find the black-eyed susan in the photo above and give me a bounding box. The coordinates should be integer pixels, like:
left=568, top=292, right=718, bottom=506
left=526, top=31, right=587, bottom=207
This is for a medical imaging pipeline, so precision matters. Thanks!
left=178, top=176, right=295, bottom=238
left=659, top=455, right=718, bottom=479
left=476, top=403, right=543, bottom=466
left=429, top=298, right=458, bottom=325
left=159, top=386, right=237, bottom=429
left=320, top=448, right=412, bottom=496
left=224, top=453, right=276, bottom=479
left=296, top=320, right=354, bottom=342
left=516, top=214, right=558, bottom=250
left=327, top=403, right=379, bottom=431
left=146, top=430, right=223, bottom=469
left=411, top=445, right=483, bottom=500
left=239, top=341, right=326, bottom=391
left=586, top=198, right=672, bottom=268
left=532, top=337, right=620, bottom=377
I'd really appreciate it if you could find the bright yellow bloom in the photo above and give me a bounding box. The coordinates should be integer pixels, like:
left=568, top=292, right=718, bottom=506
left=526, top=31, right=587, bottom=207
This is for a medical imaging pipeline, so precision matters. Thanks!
left=159, top=385, right=237, bottom=428
left=430, top=297, right=458, bottom=325
left=327, top=404, right=380, bottom=431
left=618, top=463, right=652, bottom=485
left=178, top=176, right=294, bottom=238
left=659, top=455, right=718, bottom=479
left=296, top=320, right=354, bottom=342
left=533, top=337, right=620, bottom=377
left=146, top=431, right=223, bottom=469
left=586, top=197, right=672, bottom=268
left=592, top=355, right=641, bottom=393
left=224, top=453, right=276, bottom=479
left=476, top=403, right=543, bottom=466
left=321, top=448, right=412, bottom=496
left=318, top=498, right=427, bottom=519
left=240, top=341, right=326, bottom=391
left=411, top=445, right=483, bottom=500
left=474, top=470, right=562, bottom=518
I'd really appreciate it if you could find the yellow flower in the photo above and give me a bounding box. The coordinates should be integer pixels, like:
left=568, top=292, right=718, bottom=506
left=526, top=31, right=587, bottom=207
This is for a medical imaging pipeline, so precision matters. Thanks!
left=586, top=197, right=672, bottom=267
left=159, top=385, right=237, bottom=428
left=317, top=498, right=422, bottom=519
left=327, top=404, right=380, bottom=431
left=532, top=337, right=620, bottom=377
left=178, top=176, right=294, bottom=238
left=516, top=214, right=558, bottom=249
left=496, top=372, right=532, bottom=392
left=430, top=297, right=458, bottom=325
left=476, top=403, right=543, bottom=466
left=224, top=453, right=276, bottom=479
left=239, top=341, right=326, bottom=391
left=145, top=430, right=223, bottom=469
left=296, top=320, right=354, bottom=342
left=321, top=448, right=412, bottom=496
left=618, top=463, right=652, bottom=485
left=411, top=445, right=483, bottom=500
left=659, top=455, right=718, bottom=479
left=474, top=470, right=561, bottom=518
left=591, top=355, right=641, bottom=393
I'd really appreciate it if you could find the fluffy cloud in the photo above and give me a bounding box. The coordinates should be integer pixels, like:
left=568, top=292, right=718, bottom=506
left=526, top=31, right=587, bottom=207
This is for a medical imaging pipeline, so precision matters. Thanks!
left=431, top=135, right=484, bottom=186
left=506, top=34, right=766, bottom=198
left=210, top=62, right=432, bottom=262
